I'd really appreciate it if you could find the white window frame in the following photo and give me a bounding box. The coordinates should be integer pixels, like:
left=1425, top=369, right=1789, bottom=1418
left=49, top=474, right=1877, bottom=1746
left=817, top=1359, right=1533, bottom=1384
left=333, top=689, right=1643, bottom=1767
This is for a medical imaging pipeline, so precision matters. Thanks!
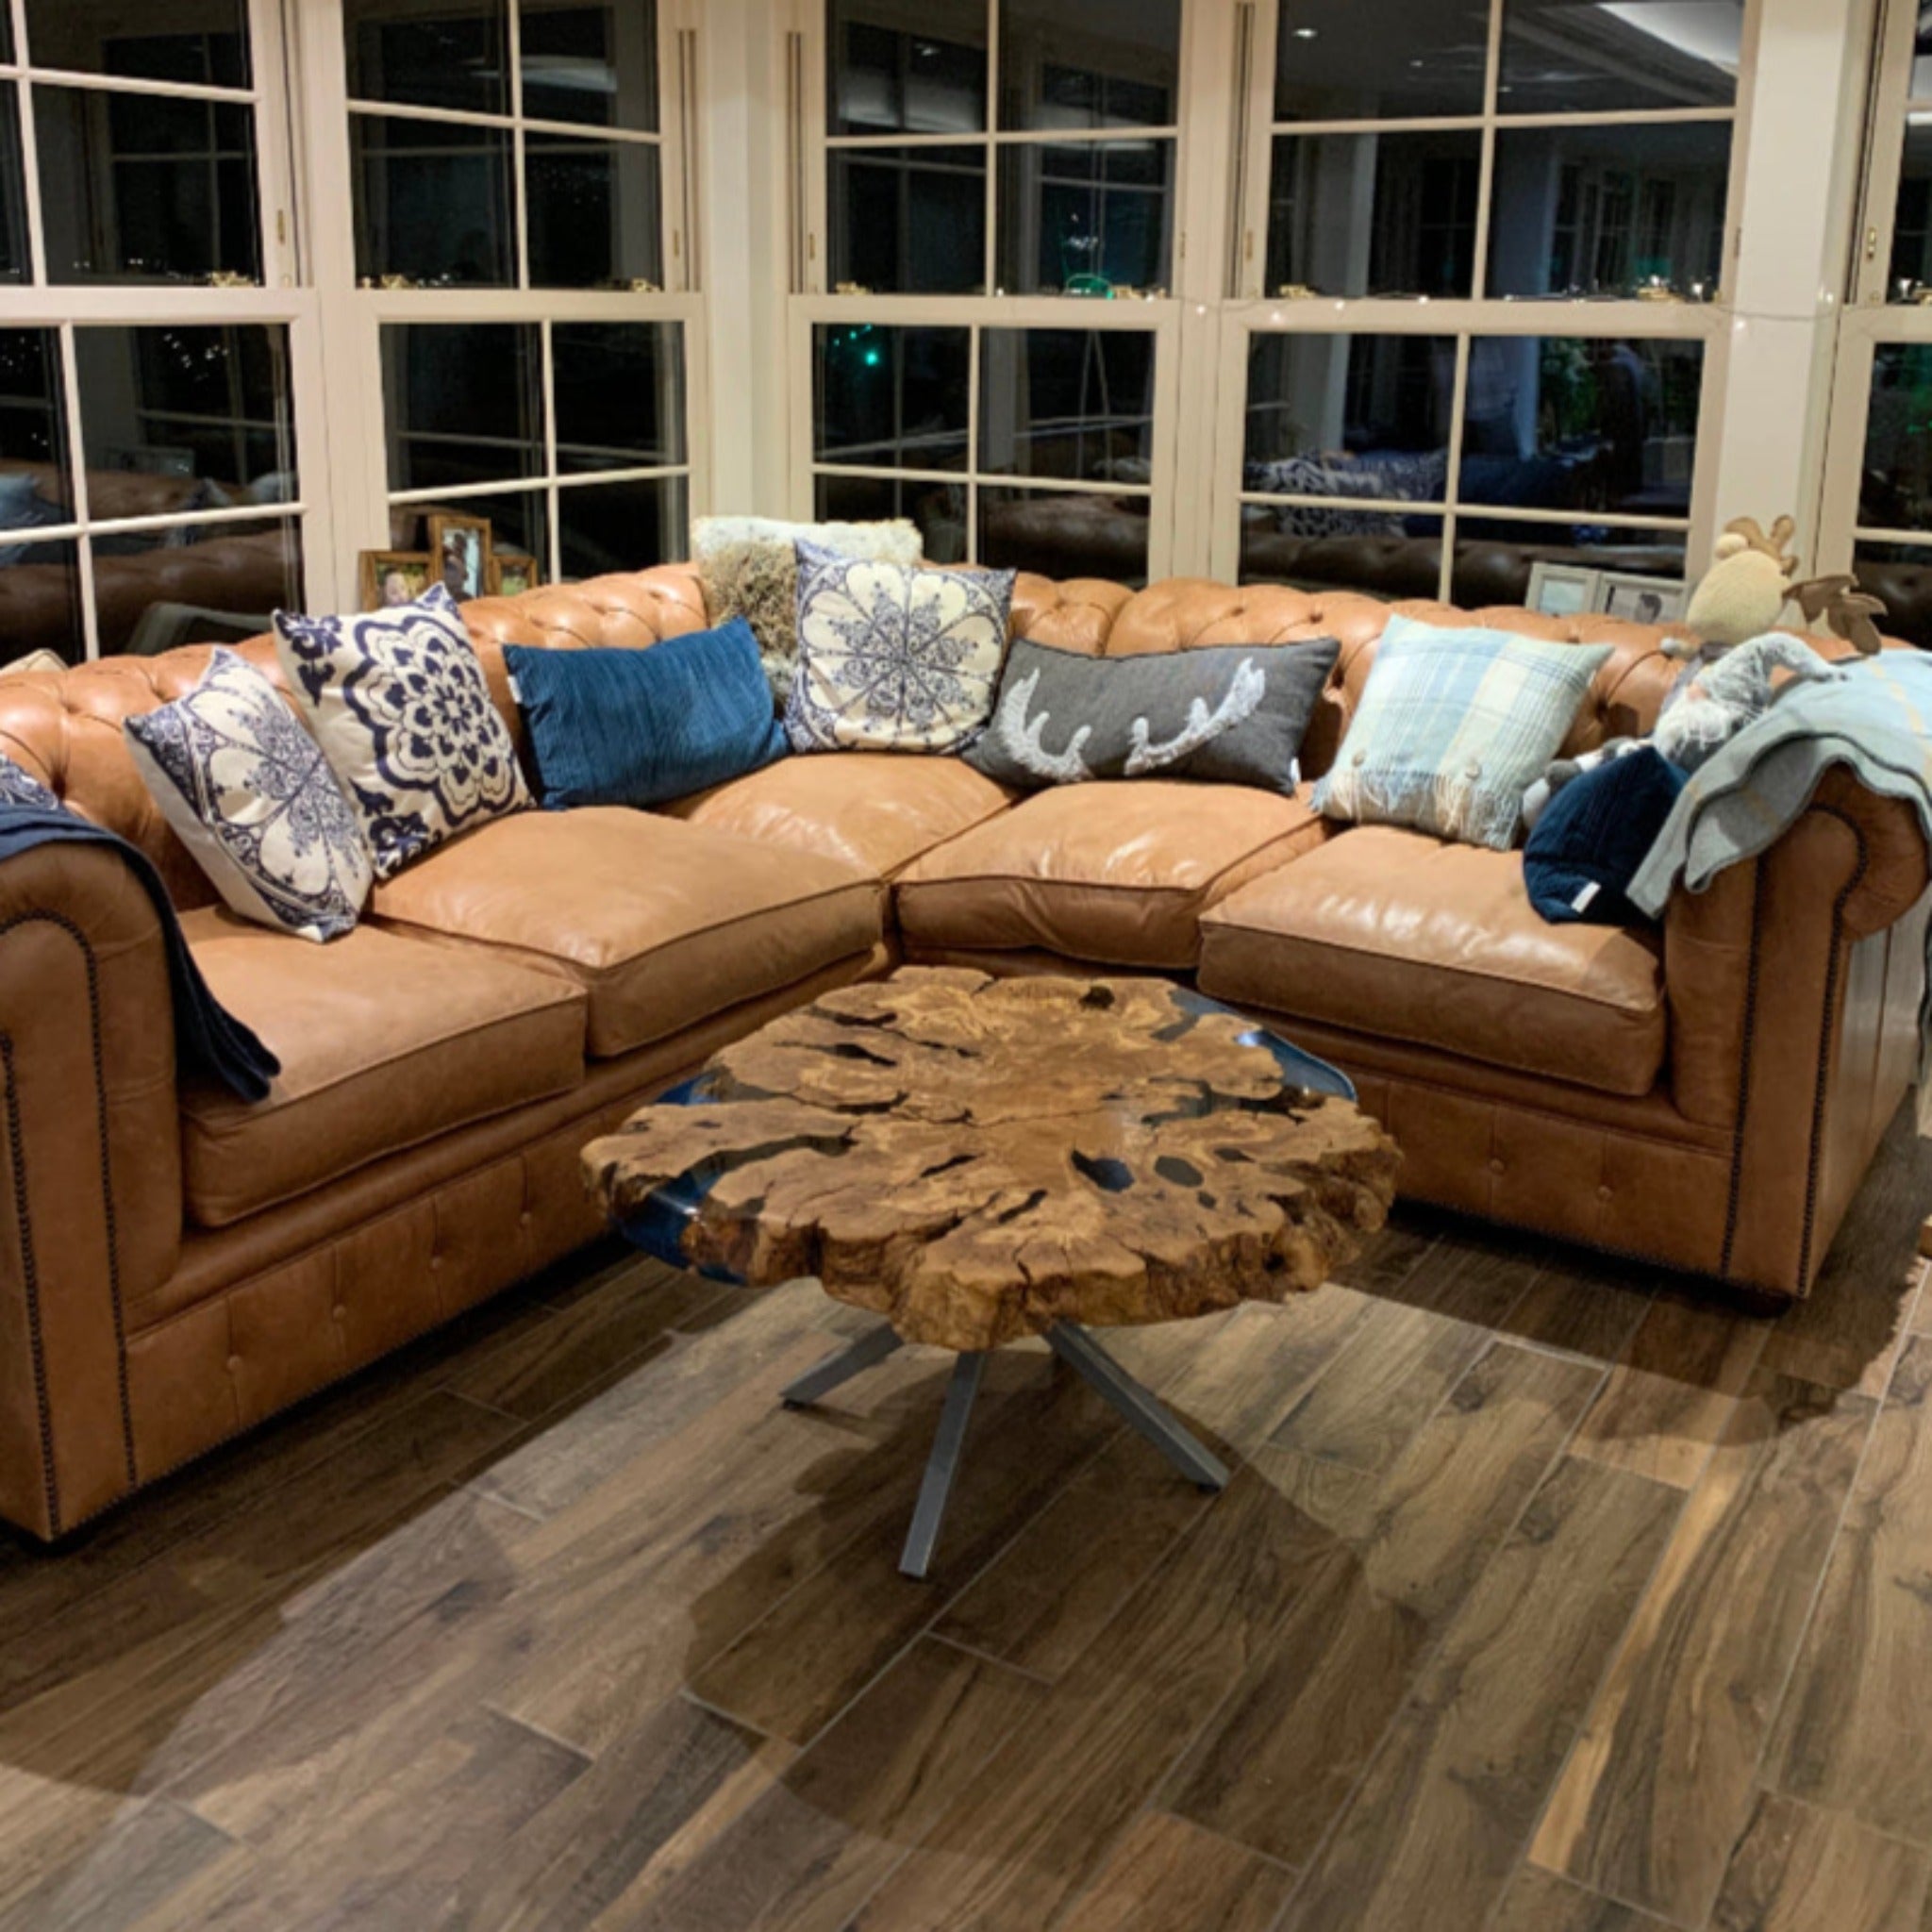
left=0, top=0, right=330, bottom=660
left=1210, top=0, right=1758, bottom=598
left=789, top=291, right=1182, bottom=576
left=790, top=0, right=1205, bottom=573
left=1817, top=0, right=1932, bottom=579
left=292, top=0, right=708, bottom=608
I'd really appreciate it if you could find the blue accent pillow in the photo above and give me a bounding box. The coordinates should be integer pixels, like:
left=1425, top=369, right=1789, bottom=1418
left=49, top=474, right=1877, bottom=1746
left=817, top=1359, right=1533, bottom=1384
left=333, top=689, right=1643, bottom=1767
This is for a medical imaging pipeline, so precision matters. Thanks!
left=1524, top=745, right=1686, bottom=925
left=505, top=616, right=788, bottom=810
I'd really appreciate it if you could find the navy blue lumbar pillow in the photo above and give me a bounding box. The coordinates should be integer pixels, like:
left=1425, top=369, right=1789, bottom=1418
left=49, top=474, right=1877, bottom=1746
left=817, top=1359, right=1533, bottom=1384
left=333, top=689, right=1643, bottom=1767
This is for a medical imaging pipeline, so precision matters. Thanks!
left=505, top=616, right=788, bottom=810
left=1524, top=743, right=1685, bottom=925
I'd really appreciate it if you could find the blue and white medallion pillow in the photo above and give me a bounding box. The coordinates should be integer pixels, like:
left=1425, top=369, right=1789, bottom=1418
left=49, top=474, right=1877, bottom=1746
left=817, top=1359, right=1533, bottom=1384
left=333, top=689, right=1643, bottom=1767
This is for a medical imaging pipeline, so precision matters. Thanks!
left=123, top=648, right=373, bottom=941
left=272, top=582, right=529, bottom=877
left=785, top=541, right=1016, bottom=755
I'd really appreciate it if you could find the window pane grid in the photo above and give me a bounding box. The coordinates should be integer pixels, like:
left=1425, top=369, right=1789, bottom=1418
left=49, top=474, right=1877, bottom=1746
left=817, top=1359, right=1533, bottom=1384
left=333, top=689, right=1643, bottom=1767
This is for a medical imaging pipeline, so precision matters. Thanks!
left=1265, top=0, right=1740, bottom=304
left=381, top=316, right=690, bottom=586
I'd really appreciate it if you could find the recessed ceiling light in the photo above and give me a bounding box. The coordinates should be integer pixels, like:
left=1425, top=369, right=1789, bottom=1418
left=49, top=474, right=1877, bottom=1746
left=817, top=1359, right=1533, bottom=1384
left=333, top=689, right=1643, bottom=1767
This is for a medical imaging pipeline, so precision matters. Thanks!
left=1293, top=26, right=1318, bottom=38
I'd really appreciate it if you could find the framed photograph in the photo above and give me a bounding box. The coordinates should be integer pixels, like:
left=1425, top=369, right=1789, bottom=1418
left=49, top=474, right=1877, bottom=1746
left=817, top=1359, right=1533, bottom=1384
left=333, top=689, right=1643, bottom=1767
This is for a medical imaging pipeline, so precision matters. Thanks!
left=1525, top=562, right=1600, bottom=618
left=357, top=549, right=434, bottom=611
left=1594, top=572, right=1688, bottom=626
left=488, top=550, right=542, bottom=598
left=427, top=512, right=492, bottom=601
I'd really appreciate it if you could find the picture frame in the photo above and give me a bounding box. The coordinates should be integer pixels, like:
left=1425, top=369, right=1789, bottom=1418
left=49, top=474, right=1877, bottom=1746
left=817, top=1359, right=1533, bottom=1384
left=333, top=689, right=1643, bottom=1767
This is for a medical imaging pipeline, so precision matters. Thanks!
left=1593, top=572, right=1688, bottom=626
left=427, top=512, right=492, bottom=602
left=1524, top=562, right=1600, bottom=619
left=357, top=549, right=435, bottom=612
left=488, top=550, right=542, bottom=598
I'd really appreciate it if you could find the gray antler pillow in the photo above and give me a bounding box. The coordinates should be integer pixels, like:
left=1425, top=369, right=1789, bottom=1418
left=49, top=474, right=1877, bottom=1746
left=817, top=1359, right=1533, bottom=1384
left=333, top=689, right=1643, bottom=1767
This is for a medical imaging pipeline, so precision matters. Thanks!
left=964, top=636, right=1340, bottom=794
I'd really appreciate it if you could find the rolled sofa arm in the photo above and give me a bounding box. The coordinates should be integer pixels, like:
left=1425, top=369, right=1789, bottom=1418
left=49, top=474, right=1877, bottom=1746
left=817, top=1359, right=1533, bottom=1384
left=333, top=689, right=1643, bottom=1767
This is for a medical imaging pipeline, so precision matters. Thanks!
left=1664, top=764, right=1931, bottom=1297
left=0, top=841, right=180, bottom=1538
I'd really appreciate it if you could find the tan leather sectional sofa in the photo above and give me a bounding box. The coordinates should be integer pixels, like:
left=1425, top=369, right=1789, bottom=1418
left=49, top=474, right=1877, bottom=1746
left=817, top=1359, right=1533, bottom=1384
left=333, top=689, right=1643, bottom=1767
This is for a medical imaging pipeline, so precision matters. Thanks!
left=0, top=563, right=1924, bottom=1542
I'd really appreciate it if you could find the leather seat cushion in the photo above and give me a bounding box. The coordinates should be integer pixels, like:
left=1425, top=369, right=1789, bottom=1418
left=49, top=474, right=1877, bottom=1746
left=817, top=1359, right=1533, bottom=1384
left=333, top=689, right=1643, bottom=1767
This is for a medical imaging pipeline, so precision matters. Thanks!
left=369, top=806, right=886, bottom=1058
left=894, top=780, right=1328, bottom=968
left=1198, top=824, right=1667, bottom=1096
left=660, top=752, right=1015, bottom=878
left=180, top=911, right=590, bottom=1227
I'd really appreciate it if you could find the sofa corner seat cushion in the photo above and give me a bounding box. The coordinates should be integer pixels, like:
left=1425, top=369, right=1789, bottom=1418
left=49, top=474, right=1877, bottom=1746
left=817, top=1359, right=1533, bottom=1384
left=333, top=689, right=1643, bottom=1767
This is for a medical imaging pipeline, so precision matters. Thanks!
left=179, top=910, right=589, bottom=1227
left=1197, top=824, right=1666, bottom=1097
left=367, top=807, right=886, bottom=1057
left=504, top=615, right=786, bottom=810
left=894, top=779, right=1329, bottom=969
left=660, top=752, right=1016, bottom=878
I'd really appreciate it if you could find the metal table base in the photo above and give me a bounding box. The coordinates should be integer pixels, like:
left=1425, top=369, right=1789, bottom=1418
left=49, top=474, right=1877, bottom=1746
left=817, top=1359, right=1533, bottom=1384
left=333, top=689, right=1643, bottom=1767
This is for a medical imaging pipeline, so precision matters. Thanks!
left=782, top=1322, right=1231, bottom=1579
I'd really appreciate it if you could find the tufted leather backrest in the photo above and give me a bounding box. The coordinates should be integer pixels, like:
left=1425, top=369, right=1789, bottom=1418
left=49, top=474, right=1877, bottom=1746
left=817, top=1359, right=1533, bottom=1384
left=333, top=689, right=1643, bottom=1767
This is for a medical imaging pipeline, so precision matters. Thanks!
left=0, top=564, right=713, bottom=901
left=0, top=556, right=1886, bottom=910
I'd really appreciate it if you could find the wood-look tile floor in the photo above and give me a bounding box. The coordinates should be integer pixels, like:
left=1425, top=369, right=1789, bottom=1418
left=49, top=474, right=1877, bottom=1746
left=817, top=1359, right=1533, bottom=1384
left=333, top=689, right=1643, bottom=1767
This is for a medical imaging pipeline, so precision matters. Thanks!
left=5, top=1110, right=1931, bottom=1932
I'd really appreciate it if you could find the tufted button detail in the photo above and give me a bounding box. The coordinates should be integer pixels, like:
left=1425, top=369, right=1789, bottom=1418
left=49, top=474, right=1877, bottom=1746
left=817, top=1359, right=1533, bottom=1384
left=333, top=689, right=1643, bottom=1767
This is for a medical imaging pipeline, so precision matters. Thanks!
left=1597, top=1184, right=1614, bottom=1200
left=519, top=1210, right=533, bottom=1228
left=1463, top=757, right=1482, bottom=779
left=429, top=1253, right=444, bottom=1271
left=226, top=1354, right=243, bottom=1373
left=1488, top=1158, right=1506, bottom=1174
left=332, top=1303, right=348, bottom=1322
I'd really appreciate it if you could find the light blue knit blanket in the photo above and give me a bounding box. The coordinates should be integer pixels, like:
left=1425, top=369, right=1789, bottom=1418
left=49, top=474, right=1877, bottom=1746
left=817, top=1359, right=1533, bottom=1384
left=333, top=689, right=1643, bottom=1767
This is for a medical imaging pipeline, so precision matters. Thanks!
left=1629, top=651, right=1932, bottom=1123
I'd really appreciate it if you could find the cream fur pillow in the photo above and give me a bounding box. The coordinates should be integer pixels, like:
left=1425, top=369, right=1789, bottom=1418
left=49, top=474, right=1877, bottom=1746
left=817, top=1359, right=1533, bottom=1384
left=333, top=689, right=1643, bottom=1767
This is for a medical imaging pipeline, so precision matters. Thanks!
left=692, top=515, right=922, bottom=707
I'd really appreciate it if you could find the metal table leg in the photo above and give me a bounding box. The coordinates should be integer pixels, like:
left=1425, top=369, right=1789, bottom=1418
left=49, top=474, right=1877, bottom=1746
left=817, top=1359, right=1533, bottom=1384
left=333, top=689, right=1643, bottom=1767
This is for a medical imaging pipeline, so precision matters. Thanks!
left=899, top=1351, right=987, bottom=1580
left=1046, top=1323, right=1230, bottom=1491
left=781, top=1324, right=906, bottom=1408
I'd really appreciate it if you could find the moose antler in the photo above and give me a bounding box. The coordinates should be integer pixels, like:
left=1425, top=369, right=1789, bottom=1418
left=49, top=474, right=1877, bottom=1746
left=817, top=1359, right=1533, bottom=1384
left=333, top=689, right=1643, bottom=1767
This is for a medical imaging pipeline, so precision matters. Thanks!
left=1724, top=514, right=1800, bottom=577
left=1792, top=574, right=1888, bottom=657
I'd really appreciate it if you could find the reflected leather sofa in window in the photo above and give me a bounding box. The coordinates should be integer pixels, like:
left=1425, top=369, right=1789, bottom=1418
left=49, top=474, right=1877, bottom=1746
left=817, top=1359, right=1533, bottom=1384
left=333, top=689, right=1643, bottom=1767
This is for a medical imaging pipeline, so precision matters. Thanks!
left=0, top=559, right=1922, bottom=1542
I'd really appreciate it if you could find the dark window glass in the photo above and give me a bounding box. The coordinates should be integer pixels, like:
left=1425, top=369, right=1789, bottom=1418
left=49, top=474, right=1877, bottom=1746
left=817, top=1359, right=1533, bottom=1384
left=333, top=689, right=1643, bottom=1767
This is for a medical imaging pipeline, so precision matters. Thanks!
left=381, top=323, right=542, bottom=491
left=998, top=0, right=1179, bottom=131
left=24, top=0, right=250, bottom=88
left=0, top=95, right=29, bottom=285
left=1890, top=124, right=1932, bottom=301
left=1268, top=130, right=1478, bottom=299
left=92, top=516, right=301, bottom=658
left=1450, top=525, right=1686, bottom=610
left=558, top=474, right=686, bottom=578
left=35, top=87, right=261, bottom=285
left=1498, top=0, right=1742, bottom=114
left=1861, top=343, right=1932, bottom=531
left=814, top=471, right=964, bottom=560
left=978, top=484, right=1149, bottom=584
left=1274, top=0, right=1488, bottom=120
left=997, top=139, right=1174, bottom=293
left=1855, top=541, right=1932, bottom=650
left=0, top=541, right=85, bottom=666
left=553, top=321, right=684, bottom=471
left=979, top=329, right=1155, bottom=481
left=353, top=115, right=513, bottom=287
left=1240, top=510, right=1443, bottom=598
left=826, top=0, right=988, bottom=135
left=344, top=0, right=509, bottom=115
left=520, top=0, right=658, bottom=130
left=0, top=330, right=72, bottom=519
left=1243, top=334, right=1454, bottom=499
left=829, top=146, right=986, bottom=293
left=813, top=323, right=971, bottom=471
left=0, top=11, right=12, bottom=61
left=525, top=133, right=661, bottom=287
left=1489, top=123, right=1729, bottom=300
left=1457, top=336, right=1704, bottom=521
left=75, top=325, right=296, bottom=498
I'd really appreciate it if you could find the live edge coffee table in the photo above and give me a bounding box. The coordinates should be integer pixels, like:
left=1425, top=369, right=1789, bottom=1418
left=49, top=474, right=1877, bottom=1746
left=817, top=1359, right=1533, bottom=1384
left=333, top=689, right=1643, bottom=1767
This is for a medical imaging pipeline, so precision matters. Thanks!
left=582, top=968, right=1400, bottom=1579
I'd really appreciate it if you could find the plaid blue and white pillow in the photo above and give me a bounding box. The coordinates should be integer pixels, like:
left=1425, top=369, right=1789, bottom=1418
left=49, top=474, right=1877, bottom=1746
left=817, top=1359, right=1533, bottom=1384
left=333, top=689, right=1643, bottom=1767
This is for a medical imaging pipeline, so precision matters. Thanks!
left=1314, top=614, right=1612, bottom=850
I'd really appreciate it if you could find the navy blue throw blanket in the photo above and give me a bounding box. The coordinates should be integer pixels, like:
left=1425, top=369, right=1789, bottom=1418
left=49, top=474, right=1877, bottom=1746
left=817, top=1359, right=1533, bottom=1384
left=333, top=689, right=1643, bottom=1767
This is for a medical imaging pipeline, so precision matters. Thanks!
left=0, top=758, right=278, bottom=1102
